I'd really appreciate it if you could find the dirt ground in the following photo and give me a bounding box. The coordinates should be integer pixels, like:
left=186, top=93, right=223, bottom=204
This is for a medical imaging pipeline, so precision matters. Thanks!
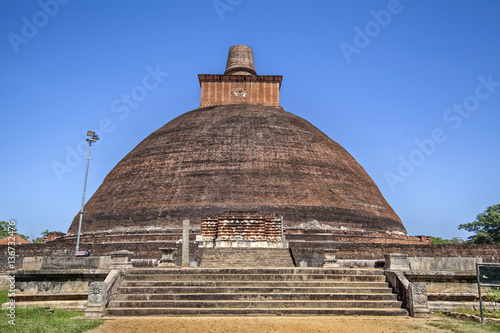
left=88, top=315, right=449, bottom=333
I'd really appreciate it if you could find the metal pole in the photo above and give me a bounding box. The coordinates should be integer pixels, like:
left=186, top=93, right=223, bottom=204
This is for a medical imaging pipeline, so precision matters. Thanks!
left=75, top=141, right=92, bottom=253
left=476, top=263, right=485, bottom=325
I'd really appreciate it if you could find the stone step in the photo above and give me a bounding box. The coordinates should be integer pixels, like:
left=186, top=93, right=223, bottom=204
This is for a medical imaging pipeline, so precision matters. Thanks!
left=126, top=268, right=385, bottom=275
left=106, top=307, right=408, bottom=316
left=113, top=292, right=398, bottom=301
left=201, top=257, right=293, bottom=267
left=201, top=258, right=291, bottom=260
left=108, top=299, right=403, bottom=309
left=203, top=249, right=290, bottom=254
left=117, top=286, right=393, bottom=294
left=201, top=254, right=292, bottom=257
left=201, top=259, right=292, bottom=264
left=201, top=255, right=291, bottom=258
left=201, top=255, right=293, bottom=258
left=200, top=248, right=294, bottom=268
left=427, top=293, right=477, bottom=302
left=120, top=280, right=390, bottom=288
left=123, top=274, right=386, bottom=282
left=13, top=293, right=88, bottom=302
left=2, top=300, right=86, bottom=311
left=107, top=267, right=405, bottom=317
left=201, top=248, right=290, bottom=251
left=201, top=252, right=291, bottom=255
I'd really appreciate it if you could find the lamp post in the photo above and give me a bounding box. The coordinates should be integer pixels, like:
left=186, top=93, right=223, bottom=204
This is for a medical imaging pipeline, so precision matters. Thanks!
left=75, top=131, right=100, bottom=254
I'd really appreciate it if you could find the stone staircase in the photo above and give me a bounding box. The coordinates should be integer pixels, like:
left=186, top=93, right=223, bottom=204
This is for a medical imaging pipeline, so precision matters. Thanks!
left=200, top=248, right=294, bottom=267
left=106, top=268, right=408, bottom=316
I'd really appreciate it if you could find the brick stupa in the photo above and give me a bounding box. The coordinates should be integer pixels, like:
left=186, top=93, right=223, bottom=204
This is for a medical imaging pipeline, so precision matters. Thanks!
left=67, top=45, right=407, bottom=236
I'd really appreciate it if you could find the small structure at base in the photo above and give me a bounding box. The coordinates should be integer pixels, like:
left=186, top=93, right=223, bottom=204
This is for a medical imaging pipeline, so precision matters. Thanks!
left=110, top=250, right=134, bottom=271
left=323, top=249, right=340, bottom=268
left=159, top=247, right=176, bottom=267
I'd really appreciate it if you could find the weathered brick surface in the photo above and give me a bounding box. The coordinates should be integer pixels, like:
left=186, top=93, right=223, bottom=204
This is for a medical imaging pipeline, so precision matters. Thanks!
left=285, top=230, right=429, bottom=245
left=66, top=104, right=406, bottom=235
left=290, top=243, right=500, bottom=267
left=47, top=226, right=428, bottom=248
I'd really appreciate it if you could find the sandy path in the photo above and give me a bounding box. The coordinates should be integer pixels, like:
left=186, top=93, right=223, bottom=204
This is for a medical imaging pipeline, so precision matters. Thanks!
left=88, top=316, right=448, bottom=333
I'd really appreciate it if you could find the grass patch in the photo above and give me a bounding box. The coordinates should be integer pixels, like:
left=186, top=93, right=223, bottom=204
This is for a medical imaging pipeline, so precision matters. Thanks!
left=430, top=312, right=500, bottom=333
left=455, top=306, right=500, bottom=319
left=0, top=307, right=103, bottom=333
left=0, top=290, right=9, bottom=305
left=453, top=289, right=500, bottom=319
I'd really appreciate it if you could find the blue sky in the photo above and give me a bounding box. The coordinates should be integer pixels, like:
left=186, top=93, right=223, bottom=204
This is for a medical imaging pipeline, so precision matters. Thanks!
left=1, top=0, right=499, bottom=241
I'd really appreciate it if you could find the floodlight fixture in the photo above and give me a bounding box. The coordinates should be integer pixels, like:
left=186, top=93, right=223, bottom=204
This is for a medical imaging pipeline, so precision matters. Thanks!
left=86, top=131, right=100, bottom=143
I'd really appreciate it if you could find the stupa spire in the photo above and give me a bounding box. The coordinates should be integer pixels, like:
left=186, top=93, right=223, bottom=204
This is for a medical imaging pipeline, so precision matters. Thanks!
left=224, top=45, right=256, bottom=75
left=198, top=45, right=282, bottom=107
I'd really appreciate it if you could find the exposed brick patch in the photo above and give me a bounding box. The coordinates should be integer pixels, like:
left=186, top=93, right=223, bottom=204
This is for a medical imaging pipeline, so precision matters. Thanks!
left=201, top=211, right=282, bottom=242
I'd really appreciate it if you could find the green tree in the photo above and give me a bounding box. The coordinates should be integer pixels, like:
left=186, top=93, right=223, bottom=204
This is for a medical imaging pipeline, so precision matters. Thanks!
left=430, top=236, right=465, bottom=245
left=30, top=229, right=50, bottom=244
left=32, top=237, right=44, bottom=244
left=0, top=220, right=29, bottom=240
left=459, top=204, right=500, bottom=244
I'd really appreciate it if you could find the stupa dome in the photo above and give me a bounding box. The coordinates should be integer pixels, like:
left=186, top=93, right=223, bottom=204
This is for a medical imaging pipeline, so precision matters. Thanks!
left=67, top=46, right=406, bottom=235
